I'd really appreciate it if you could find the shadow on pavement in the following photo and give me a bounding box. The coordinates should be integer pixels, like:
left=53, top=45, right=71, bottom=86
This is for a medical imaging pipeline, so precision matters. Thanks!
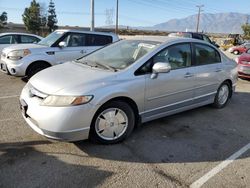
left=0, top=140, right=113, bottom=188
left=75, top=91, right=250, bottom=164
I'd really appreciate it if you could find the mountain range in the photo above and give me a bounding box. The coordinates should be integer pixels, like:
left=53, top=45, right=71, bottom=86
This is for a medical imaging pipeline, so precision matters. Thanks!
left=151, top=12, right=249, bottom=34
left=104, top=12, right=249, bottom=34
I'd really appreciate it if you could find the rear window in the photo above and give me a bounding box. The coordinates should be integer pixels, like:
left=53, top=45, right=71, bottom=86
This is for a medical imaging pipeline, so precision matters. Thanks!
left=20, top=35, right=40, bottom=43
left=86, top=34, right=113, bottom=46
left=192, top=33, right=203, bottom=40
left=195, top=44, right=221, bottom=65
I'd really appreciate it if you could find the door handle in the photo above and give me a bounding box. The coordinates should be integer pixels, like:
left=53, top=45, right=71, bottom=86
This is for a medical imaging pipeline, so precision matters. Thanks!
left=184, top=72, right=194, bottom=78
left=215, top=68, right=222, bottom=72
left=80, top=50, right=87, bottom=54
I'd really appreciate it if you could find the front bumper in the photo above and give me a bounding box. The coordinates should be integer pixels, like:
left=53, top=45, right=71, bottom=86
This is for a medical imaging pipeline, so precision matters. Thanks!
left=20, top=84, right=98, bottom=141
left=238, top=64, right=250, bottom=78
left=0, top=60, right=10, bottom=74
left=0, top=55, right=27, bottom=76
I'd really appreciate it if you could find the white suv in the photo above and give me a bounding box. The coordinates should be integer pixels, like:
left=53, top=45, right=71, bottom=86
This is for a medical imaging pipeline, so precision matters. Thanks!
left=0, top=30, right=119, bottom=78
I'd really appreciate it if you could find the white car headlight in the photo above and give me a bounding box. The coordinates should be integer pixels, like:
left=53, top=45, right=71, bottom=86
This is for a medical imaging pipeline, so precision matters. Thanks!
left=7, top=49, right=31, bottom=60
left=40, top=95, right=93, bottom=106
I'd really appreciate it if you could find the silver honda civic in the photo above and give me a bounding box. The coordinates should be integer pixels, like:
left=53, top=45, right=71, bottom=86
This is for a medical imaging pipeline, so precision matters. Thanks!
left=20, top=37, right=238, bottom=144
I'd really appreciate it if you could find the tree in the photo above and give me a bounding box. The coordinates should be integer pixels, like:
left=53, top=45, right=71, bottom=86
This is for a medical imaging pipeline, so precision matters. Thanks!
left=47, top=0, right=58, bottom=32
left=22, top=0, right=41, bottom=33
left=242, top=24, right=250, bottom=39
left=0, top=12, right=8, bottom=28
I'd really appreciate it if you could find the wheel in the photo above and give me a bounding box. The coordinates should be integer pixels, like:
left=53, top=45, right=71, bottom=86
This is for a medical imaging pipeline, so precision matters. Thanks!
left=233, top=50, right=239, bottom=55
left=26, top=63, right=50, bottom=79
left=212, top=82, right=231, bottom=108
left=90, top=101, right=135, bottom=144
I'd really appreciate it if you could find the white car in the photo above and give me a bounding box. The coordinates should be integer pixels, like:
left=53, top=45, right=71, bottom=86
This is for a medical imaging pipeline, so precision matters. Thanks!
left=0, top=30, right=119, bottom=78
left=0, top=32, right=42, bottom=53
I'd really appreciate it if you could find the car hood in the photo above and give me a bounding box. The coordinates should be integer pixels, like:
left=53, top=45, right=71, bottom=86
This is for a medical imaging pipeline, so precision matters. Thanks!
left=29, top=62, right=117, bottom=95
left=2, top=43, right=47, bottom=54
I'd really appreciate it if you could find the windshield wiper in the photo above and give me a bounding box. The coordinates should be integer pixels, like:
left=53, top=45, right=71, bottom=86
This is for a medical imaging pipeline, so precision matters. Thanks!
left=75, top=60, right=117, bottom=72
left=74, top=60, right=95, bottom=67
left=94, top=62, right=117, bottom=72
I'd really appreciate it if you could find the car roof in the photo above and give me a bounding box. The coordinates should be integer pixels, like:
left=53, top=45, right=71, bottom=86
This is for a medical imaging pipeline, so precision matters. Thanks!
left=126, top=36, right=213, bottom=46
left=0, top=32, right=43, bottom=39
left=55, top=29, right=118, bottom=37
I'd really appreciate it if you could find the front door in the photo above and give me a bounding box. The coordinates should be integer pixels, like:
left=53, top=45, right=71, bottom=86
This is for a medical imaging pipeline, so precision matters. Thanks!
left=142, top=43, right=196, bottom=121
left=54, top=33, right=88, bottom=64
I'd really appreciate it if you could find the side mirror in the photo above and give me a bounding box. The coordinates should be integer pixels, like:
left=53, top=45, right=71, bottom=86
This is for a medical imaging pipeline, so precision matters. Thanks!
left=58, top=41, right=67, bottom=48
left=151, top=62, right=171, bottom=79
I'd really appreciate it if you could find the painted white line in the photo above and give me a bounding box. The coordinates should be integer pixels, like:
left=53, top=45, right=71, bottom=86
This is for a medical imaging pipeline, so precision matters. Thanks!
left=0, top=95, right=19, bottom=99
left=190, top=143, right=250, bottom=188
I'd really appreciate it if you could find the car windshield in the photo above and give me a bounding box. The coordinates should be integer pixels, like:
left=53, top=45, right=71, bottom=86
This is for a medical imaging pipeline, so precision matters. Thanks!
left=77, top=40, right=159, bottom=70
left=38, top=31, right=65, bottom=46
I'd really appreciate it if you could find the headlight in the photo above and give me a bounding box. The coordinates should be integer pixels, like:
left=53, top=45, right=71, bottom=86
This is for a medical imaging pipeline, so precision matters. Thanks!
left=40, top=95, right=93, bottom=106
left=241, top=61, right=250, bottom=65
left=7, top=49, right=31, bottom=60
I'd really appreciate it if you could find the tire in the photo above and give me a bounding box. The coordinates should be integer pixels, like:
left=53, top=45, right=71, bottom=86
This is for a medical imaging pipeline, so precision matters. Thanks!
left=90, top=101, right=135, bottom=144
left=26, top=63, right=50, bottom=79
left=212, top=82, right=231, bottom=109
left=233, top=50, right=239, bottom=55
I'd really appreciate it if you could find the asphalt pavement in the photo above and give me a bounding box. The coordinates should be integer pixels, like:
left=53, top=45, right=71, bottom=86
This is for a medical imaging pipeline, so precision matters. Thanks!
left=0, top=52, right=249, bottom=188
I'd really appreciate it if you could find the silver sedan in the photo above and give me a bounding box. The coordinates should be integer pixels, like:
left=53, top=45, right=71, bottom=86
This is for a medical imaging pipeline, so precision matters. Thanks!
left=20, top=37, right=238, bottom=144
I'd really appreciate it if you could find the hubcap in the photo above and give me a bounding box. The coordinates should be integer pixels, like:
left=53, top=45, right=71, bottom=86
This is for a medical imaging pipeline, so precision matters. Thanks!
left=95, top=108, right=128, bottom=140
left=218, top=85, right=229, bottom=105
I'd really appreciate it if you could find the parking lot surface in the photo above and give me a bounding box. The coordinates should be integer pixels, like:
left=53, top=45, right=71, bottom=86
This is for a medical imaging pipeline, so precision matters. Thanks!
left=0, top=57, right=250, bottom=187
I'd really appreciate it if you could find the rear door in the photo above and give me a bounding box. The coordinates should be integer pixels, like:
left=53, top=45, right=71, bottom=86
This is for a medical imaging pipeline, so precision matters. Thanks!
left=192, top=43, right=223, bottom=102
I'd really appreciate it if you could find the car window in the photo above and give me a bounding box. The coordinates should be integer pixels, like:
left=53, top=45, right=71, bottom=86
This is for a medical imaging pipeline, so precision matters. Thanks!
left=203, top=35, right=212, bottom=43
left=0, top=35, right=15, bottom=44
left=20, top=35, right=39, bottom=43
left=168, top=32, right=192, bottom=38
left=153, top=43, right=192, bottom=69
left=80, top=40, right=158, bottom=70
left=244, top=44, right=250, bottom=48
left=86, top=34, right=112, bottom=46
left=63, top=33, right=86, bottom=47
left=192, top=33, right=203, bottom=40
left=135, top=43, right=192, bottom=75
left=194, top=44, right=221, bottom=65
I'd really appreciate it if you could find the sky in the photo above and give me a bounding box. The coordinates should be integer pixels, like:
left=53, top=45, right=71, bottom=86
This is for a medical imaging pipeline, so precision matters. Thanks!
left=0, top=0, right=250, bottom=27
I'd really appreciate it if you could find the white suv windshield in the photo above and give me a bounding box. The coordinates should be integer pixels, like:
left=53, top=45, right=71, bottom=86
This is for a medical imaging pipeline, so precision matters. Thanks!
left=78, top=40, right=159, bottom=70
left=38, top=31, right=65, bottom=46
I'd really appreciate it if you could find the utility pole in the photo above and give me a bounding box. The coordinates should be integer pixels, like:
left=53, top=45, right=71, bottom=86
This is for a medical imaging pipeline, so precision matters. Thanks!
left=196, top=5, right=204, bottom=32
left=115, top=0, right=119, bottom=34
left=90, top=0, right=95, bottom=31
